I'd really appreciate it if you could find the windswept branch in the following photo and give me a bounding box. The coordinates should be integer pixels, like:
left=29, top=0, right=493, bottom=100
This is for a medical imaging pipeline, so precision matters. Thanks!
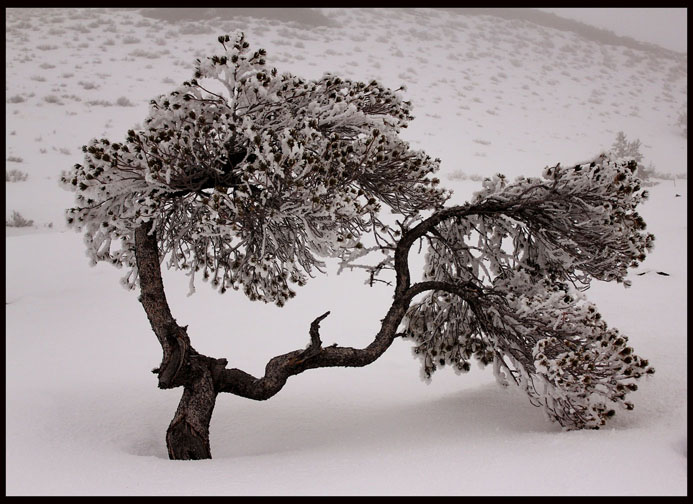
left=215, top=294, right=412, bottom=400
left=400, top=158, right=654, bottom=429
left=214, top=280, right=486, bottom=401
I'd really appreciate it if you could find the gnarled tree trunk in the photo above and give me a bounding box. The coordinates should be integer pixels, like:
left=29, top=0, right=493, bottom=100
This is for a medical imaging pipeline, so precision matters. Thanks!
left=132, top=203, right=486, bottom=460
left=135, top=221, right=219, bottom=459
left=165, top=358, right=217, bottom=460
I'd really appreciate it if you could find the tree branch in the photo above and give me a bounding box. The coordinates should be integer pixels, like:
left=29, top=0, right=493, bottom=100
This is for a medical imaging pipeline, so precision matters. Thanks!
left=207, top=201, right=510, bottom=400
left=214, top=297, right=410, bottom=400
left=213, top=279, right=483, bottom=400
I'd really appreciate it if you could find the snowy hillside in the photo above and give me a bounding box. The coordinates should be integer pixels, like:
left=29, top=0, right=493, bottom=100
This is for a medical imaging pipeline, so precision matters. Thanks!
left=5, top=8, right=687, bottom=495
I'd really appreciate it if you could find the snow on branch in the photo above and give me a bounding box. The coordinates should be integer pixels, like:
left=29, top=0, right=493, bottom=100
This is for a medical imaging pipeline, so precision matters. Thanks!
left=402, top=154, right=655, bottom=429
left=61, top=31, right=448, bottom=306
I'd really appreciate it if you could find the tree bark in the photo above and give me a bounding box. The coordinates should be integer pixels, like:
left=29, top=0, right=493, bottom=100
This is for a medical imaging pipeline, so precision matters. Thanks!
left=135, top=221, right=218, bottom=460
left=166, top=356, right=217, bottom=460
left=134, top=221, right=189, bottom=390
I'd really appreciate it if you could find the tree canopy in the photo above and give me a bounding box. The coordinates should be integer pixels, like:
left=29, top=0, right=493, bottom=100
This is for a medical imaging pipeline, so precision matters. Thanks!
left=61, top=32, right=447, bottom=306
left=62, top=32, right=655, bottom=444
left=402, top=159, right=654, bottom=428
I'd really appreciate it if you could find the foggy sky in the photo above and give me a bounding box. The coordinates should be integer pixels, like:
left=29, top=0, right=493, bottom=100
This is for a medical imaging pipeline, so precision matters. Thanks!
left=540, top=8, right=687, bottom=53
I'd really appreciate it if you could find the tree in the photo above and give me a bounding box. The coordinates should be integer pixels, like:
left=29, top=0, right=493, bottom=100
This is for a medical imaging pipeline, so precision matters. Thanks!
left=611, top=131, right=662, bottom=186
left=677, top=106, right=687, bottom=138
left=611, top=130, right=643, bottom=164
left=62, top=32, right=655, bottom=460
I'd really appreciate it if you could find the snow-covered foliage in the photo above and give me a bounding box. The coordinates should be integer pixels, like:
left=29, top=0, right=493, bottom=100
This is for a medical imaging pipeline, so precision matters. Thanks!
left=403, top=156, right=655, bottom=429
left=61, top=32, right=447, bottom=305
left=61, top=31, right=656, bottom=433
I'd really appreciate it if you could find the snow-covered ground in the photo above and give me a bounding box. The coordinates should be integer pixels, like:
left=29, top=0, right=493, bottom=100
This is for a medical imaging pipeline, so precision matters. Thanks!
left=5, top=8, right=687, bottom=495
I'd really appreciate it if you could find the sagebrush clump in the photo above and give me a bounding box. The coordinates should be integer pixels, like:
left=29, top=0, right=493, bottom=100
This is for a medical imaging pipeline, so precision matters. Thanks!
left=6, top=210, right=33, bottom=227
left=6, top=169, right=28, bottom=182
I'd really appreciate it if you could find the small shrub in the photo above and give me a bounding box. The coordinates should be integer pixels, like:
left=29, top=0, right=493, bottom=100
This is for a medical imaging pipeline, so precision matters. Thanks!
left=7, top=156, right=24, bottom=163
left=6, top=210, right=33, bottom=228
left=61, top=94, right=82, bottom=102
left=122, top=35, right=141, bottom=44
left=78, top=81, right=99, bottom=90
left=7, top=94, right=25, bottom=103
left=447, top=169, right=468, bottom=181
left=6, top=169, right=28, bottom=182
left=43, top=95, right=63, bottom=105
left=86, top=99, right=113, bottom=107
left=178, top=23, right=211, bottom=35
left=129, top=48, right=160, bottom=59
left=68, top=23, right=88, bottom=32
left=115, top=96, right=134, bottom=107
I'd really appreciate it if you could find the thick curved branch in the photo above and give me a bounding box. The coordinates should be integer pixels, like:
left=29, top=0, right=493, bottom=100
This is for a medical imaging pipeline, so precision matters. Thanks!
left=215, top=296, right=412, bottom=399
left=212, top=200, right=522, bottom=400
left=215, top=280, right=482, bottom=400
